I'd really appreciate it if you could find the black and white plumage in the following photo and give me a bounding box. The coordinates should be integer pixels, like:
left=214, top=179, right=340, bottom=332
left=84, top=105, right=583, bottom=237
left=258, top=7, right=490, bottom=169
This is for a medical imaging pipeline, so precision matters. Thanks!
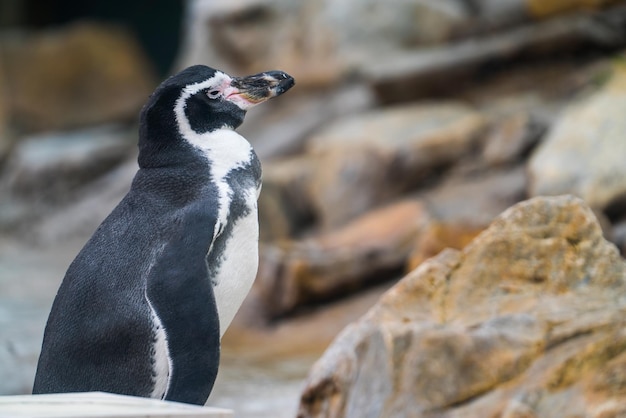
left=32, top=65, right=294, bottom=405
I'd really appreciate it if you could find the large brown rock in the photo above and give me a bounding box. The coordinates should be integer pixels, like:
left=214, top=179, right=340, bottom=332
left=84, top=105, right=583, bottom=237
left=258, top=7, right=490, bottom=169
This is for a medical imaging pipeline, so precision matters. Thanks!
left=306, top=102, right=487, bottom=228
left=1, top=22, right=156, bottom=132
left=256, top=164, right=528, bottom=318
left=528, top=62, right=626, bottom=213
left=527, top=0, right=626, bottom=17
left=298, top=195, right=626, bottom=418
left=406, top=165, right=528, bottom=271
left=257, top=200, right=431, bottom=318
left=405, top=221, right=483, bottom=272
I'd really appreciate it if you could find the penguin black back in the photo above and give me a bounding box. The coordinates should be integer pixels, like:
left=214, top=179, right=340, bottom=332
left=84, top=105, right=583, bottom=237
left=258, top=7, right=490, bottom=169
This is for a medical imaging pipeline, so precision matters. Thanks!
left=33, top=65, right=294, bottom=405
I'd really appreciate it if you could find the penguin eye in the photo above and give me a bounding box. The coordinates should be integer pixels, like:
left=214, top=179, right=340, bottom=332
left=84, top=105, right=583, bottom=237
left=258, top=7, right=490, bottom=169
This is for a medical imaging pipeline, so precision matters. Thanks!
left=207, top=89, right=221, bottom=99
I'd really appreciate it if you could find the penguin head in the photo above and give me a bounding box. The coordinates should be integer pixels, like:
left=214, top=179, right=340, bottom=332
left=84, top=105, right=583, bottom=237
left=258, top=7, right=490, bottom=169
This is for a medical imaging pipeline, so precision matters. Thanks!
left=138, top=65, right=294, bottom=165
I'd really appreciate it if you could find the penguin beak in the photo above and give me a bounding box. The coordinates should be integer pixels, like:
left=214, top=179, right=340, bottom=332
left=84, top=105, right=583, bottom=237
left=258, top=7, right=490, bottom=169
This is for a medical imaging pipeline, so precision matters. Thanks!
left=224, top=71, right=295, bottom=110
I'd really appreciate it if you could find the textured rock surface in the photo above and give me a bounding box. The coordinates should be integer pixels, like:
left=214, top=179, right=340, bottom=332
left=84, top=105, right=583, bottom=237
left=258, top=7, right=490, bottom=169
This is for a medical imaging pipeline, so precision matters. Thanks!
left=406, top=221, right=483, bottom=272
left=469, top=0, right=626, bottom=26
left=242, top=84, right=374, bottom=161
left=298, top=195, right=626, bottom=418
left=256, top=164, right=528, bottom=318
left=364, top=6, right=626, bottom=103
left=178, top=0, right=343, bottom=87
left=306, top=103, right=487, bottom=227
left=1, top=22, right=156, bottom=132
left=529, top=63, right=626, bottom=212
left=417, top=165, right=528, bottom=225
left=405, top=165, right=529, bottom=271
left=179, top=0, right=626, bottom=90
left=258, top=156, right=317, bottom=242
left=482, top=111, right=545, bottom=167
left=3, top=125, right=132, bottom=202
left=178, top=0, right=471, bottom=87
left=527, top=0, right=626, bottom=17
left=24, top=159, right=138, bottom=245
left=257, top=200, right=430, bottom=318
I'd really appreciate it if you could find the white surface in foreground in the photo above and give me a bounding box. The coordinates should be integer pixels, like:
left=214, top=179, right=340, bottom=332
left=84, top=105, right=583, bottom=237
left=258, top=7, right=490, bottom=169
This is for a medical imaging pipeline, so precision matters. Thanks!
left=0, top=392, right=233, bottom=418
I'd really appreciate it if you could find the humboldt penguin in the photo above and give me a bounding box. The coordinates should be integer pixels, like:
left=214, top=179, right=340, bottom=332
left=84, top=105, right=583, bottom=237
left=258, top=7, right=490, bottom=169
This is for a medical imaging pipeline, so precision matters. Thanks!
left=32, top=65, right=295, bottom=405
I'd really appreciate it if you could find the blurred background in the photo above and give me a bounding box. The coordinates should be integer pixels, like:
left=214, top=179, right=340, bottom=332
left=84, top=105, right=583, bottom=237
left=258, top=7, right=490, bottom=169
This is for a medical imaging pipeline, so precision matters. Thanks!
left=1, top=0, right=626, bottom=416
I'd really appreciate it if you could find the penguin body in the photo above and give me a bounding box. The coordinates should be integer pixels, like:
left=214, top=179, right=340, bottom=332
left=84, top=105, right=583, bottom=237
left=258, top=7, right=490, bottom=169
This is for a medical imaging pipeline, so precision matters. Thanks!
left=32, top=66, right=294, bottom=405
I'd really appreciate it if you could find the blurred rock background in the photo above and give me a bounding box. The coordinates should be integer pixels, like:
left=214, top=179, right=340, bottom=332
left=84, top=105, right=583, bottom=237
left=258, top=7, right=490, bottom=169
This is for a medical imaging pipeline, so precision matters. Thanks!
left=1, top=1, right=626, bottom=417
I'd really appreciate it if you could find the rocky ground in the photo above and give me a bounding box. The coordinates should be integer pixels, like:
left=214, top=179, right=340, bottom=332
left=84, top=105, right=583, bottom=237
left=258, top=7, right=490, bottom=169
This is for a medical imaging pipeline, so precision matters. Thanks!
left=2, top=1, right=626, bottom=417
left=298, top=195, right=626, bottom=418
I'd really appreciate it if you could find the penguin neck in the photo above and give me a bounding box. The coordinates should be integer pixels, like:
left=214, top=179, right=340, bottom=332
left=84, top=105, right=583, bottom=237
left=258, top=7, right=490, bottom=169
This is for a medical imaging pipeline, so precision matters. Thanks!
left=137, top=98, right=196, bottom=169
left=182, top=128, right=255, bottom=176
left=137, top=133, right=198, bottom=169
left=135, top=126, right=258, bottom=202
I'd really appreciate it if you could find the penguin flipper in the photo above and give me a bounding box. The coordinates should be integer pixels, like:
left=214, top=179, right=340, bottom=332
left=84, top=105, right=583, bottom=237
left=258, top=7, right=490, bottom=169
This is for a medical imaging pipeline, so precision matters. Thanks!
left=145, top=205, right=220, bottom=405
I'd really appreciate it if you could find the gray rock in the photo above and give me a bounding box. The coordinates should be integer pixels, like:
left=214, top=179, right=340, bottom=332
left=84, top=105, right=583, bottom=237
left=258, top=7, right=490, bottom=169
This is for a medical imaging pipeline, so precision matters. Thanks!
left=467, top=0, right=529, bottom=25
left=418, top=165, right=528, bottom=225
left=306, top=102, right=487, bottom=228
left=243, top=83, right=375, bottom=161
left=4, top=125, right=133, bottom=201
left=320, top=0, right=470, bottom=52
left=528, top=63, right=626, bottom=211
left=28, top=158, right=137, bottom=245
left=482, top=111, right=545, bottom=166
left=363, top=6, right=626, bottom=103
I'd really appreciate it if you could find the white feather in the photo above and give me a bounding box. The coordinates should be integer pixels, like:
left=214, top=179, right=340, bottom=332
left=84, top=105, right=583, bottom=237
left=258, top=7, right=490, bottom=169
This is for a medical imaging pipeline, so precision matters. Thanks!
left=146, top=294, right=171, bottom=399
left=142, top=242, right=172, bottom=399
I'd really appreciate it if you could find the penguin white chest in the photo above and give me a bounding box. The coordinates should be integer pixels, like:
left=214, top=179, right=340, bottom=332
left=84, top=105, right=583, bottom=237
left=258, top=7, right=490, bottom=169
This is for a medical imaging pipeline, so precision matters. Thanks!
left=211, top=204, right=259, bottom=336
left=182, top=128, right=261, bottom=337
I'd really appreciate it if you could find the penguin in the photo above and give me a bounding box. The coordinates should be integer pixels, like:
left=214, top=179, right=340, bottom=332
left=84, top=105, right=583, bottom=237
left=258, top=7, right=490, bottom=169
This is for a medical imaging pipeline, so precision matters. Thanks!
left=32, top=65, right=295, bottom=405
